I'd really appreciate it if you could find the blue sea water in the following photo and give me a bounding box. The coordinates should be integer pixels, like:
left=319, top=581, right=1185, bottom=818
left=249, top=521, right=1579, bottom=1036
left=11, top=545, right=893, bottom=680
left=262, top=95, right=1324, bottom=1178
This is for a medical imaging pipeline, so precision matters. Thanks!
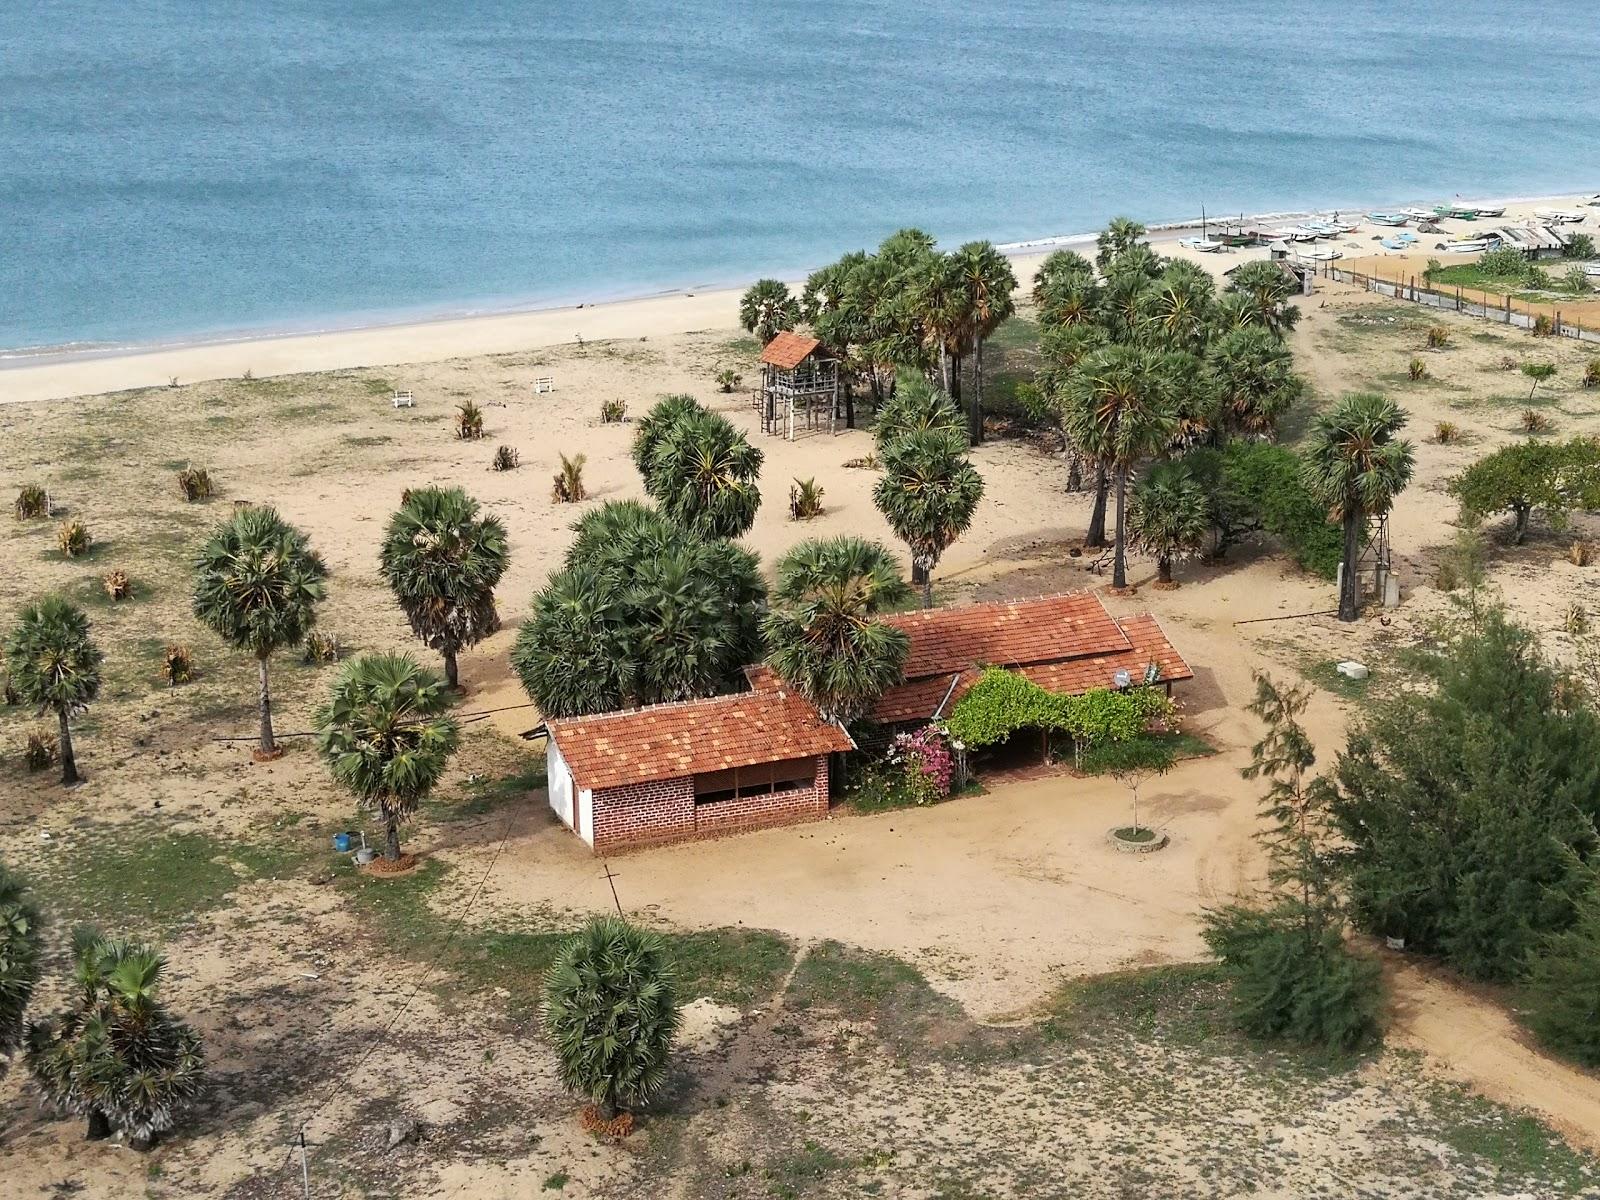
left=2, top=0, right=1597, bottom=355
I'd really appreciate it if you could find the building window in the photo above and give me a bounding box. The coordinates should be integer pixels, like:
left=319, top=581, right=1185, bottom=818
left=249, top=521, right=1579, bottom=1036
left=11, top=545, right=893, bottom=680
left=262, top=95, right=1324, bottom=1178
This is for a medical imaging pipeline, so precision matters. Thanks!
left=693, top=759, right=815, bottom=805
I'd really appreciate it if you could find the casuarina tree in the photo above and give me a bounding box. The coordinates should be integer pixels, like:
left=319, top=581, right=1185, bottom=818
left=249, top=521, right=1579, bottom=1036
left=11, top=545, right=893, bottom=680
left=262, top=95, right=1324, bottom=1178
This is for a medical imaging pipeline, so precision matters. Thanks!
left=315, top=653, right=460, bottom=863
left=873, top=429, right=985, bottom=608
left=4, top=596, right=102, bottom=786
left=192, top=505, right=327, bottom=755
left=763, top=536, right=912, bottom=724
left=543, top=915, right=680, bottom=1123
left=1301, top=393, right=1414, bottom=621
left=379, top=485, right=509, bottom=689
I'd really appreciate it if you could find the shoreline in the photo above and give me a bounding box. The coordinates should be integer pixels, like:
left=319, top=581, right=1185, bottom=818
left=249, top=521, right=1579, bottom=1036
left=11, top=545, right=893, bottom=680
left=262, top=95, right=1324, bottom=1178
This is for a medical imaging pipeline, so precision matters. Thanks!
left=1, top=187, right=1591, bottom=408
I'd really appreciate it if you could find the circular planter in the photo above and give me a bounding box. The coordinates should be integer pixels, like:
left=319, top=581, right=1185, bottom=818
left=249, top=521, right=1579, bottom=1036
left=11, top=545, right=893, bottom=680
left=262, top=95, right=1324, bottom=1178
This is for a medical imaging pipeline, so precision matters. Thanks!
left=1107, top=825, right=1169, bottom=854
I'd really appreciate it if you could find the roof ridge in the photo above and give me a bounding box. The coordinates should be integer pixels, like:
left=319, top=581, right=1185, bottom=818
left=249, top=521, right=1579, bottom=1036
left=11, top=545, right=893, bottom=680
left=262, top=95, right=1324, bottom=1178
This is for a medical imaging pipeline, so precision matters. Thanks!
left=546, top=686, right=779, bottom=728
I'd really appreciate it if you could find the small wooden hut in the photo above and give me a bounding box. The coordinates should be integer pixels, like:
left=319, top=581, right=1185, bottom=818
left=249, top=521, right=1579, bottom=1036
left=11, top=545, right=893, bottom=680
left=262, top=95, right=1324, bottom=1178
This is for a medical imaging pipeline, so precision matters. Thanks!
left=758, top=331, right=839, bottom=439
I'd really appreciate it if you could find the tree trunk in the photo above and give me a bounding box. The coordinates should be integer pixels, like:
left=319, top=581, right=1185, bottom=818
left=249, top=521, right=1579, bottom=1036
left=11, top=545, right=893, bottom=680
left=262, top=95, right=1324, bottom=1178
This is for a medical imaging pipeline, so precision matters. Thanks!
left=844, top=381, right=855, bottom=430
left=257, top=653, right=275, bottom=755
left=968, top=332, right=984, bottom=445
left=86, top=1109, right=110, bottom=1141
left=1513, top=503, right=1531, bottom=545
left=384, top=816, right=401, bottom=862
left=444, top=647, right=459, bottom=689
left=58, top=708, right=79, bottom=786
left=921, top=571, right=934, bottom=610
left=949, top=351, right=962, bottom=405
left=1087, top=465, right=1110, bottom=547
left=1112, top=468, right=1130, bottom=590
left=939, top=345, right=951, bottom=398
left=910, top=561, right=927, bottom=586
left=599, top=1092, right=619, bottom=1122
left=1338, top=509, right=1363, bottom=622
left=1158, top=554, right=1173, bottom=585
left=129, top=1133, right=154, bottom=1152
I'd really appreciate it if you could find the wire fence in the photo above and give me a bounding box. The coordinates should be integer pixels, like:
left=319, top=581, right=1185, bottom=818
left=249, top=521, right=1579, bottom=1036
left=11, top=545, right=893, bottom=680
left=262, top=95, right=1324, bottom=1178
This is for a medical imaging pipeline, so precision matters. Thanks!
left=1323, top=263, right=1600, bottom=346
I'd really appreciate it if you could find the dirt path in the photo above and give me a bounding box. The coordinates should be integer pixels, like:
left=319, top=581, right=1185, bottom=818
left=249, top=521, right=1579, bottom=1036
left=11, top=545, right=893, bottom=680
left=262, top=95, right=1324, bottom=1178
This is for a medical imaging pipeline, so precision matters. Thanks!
left=1384, top=952, right=1600, bottom=1153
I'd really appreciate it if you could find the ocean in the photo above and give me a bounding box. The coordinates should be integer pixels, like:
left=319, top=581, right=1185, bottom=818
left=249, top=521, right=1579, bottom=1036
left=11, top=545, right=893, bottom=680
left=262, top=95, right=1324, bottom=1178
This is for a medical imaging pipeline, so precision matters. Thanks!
left=2, top=0, right=1597, bottom=355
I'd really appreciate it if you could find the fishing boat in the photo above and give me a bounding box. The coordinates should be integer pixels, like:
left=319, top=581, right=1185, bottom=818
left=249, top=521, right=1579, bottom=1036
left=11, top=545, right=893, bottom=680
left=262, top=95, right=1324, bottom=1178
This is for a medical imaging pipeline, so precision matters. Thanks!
left=1274, top=225, right=1320, bottom=241
left=1440, top=239, right=1489, bottom=253
left=1402, top=208, right=1436, bottom=221
left=1380, top=237, right=1410, bottom=250
left=1536, top=208, right=1585, bottom=224
left=1296, top=247, right=1342, bottom=262
left=1367, top=211, right=1409, bottom=226
left=1472, top=205, right=1506, bottom=217
left=1434, top=205, right=1477, bottom=220
left=1178, top=236, right=1223, bottom=253
left=1396, top=231, right=1418, bottom=243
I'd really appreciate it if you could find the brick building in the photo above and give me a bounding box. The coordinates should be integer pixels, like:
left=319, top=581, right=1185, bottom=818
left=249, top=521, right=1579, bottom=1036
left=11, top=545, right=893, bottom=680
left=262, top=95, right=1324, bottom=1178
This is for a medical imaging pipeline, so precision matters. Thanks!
left=870, top=592, right=1193, bottom=725
left=542, top=678, right=854, bottom=853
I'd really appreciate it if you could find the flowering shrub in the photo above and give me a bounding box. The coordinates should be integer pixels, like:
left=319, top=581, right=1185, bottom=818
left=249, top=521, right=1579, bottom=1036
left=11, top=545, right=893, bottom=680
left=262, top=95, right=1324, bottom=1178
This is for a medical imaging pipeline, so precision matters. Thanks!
left=886, top=726, right=954, bottom=802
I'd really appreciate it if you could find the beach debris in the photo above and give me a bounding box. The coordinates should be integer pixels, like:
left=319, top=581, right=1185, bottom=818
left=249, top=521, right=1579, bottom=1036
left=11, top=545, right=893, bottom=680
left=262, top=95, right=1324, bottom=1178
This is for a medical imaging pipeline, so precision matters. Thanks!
left=1335, top=661, right=1369, bottom=681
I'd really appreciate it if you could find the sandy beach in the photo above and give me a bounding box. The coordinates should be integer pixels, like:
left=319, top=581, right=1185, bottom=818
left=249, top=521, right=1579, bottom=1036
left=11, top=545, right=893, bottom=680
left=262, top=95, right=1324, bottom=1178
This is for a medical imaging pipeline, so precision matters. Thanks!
left=4, top=192, right=1591, bottom=408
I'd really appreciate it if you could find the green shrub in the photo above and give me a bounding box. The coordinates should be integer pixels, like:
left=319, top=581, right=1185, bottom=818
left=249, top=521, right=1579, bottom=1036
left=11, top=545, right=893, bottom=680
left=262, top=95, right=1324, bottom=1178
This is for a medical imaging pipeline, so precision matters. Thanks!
left=1218, top=442, right=1343, bottom=578
left=941, top=668, right=1173, bottom=759
left=1477, top=247, right=1534, bottom=280
left=1525, top=889, right=1600, bottom=1066
left=1564, top=232, right=1595, bottom=260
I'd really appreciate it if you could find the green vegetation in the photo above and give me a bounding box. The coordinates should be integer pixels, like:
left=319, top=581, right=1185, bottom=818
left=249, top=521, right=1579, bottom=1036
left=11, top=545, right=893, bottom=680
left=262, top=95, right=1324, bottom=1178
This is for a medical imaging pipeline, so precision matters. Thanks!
left=542, top=916, right=679, bottom=1120
left=873, top=427, right=984, bottom=607
left=0, top=862, right=43, bottom=1058
left=1525, top=890, right=1600, bottom=1066
left=4, top=596, right=103, bottom=786
left=637, top=396, right=764, bottom=538
left=1449, top=437, right=1600, bottom=544
left=942, top=668, right=1174, bottom=765
left=738, top=278, right=799, bottom=345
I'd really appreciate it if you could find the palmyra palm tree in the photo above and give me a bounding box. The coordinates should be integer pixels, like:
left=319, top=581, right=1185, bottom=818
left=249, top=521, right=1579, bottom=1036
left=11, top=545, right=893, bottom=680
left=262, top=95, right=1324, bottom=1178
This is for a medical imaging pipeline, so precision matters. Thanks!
left=1206, top=326, right=1306, bottom=440
left=0, top=862, right=43, bottom=1060
left=1225, top=260, right=1302, bottom=338
left=192, top=505, right=327, bottom=756
left=873, top=374, right=965, bottom=455
left=873, top=430, right=986, bottom=608
left=1128, top=465, right=1212, bottom=586
left=543, top=916, right=680, bottom=1122
left=953, top=240, right=1019, bottom=443
left=1095, top=216, right=1149, bottom=273
left=901, top=251, right=971, bottom=399
left=643, top=406, right=765, bottom=538
left=1032, top=249, right=1100, bottom=324
left=1061, top=346, right=1178, bottom=590
left=1302, top=393, right=1415, bottom=621
left=738, top=278, right=799, bottom=345
left=315, top=653, right=460, bottom=862
left=379, top=486, right=509, bottom=690
left=763, top=536, right=912, bottom=724
left=4, top=597, right=102, bottom=786
left=1141, top=260, right=1216, bottom=352
left=27, top=930, right=205, bottom=1149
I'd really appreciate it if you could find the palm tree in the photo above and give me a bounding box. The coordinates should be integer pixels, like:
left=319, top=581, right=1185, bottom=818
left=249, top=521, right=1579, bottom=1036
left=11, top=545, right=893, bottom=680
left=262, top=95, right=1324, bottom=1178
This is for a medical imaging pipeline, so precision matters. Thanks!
left=1303, top=393, right=1415, bottom=621
left=738, top=279, right=799, bottom=345
left=873, top=430, right=986, bottom=608
left=378, top=486, right=509, bottom=690
left=1206, top=326, right=1306, bottom=440
left=4, top=597, right=102, bottom=785
left=315, top=653, right=459, bottom=862
left=1032, top=250, right=1099, bottom=320
left=1141, top=260, right=1215, bottom=352
left=1128, top=466, right=1212, bottom=586
left=763, top=537, right=912, bottom=724
left=1224, top=261, right=1302, bottom=338
left=643, top=406, right=764, bottom=538
left=873, top=374, right=965, bottom=454
left=0, top=862, right=43, bottom=1059
left=192, top=506, right=327, bottom=756
left=953, top=241, right=1018, bottom=443
left=27, top=931, right=204, bottom=1149
left=1095, top=216, right=1149, bottom=273
left=543, top=916, right=679, bottom=1122
left=630, top=394, right=704, bottom=479
left=1061, top=346, right=1178, bottom=590
left=901, top=252, right=971, bottom=399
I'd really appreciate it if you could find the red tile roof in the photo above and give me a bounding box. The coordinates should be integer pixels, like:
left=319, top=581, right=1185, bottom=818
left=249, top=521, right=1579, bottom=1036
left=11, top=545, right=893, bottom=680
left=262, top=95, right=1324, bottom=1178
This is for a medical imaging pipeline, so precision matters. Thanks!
left=760, top=331, right=822, bottom=370
left=548, top=687, right=855, bottom=792
left=868, top=597, right=1193, bottom=724
left=883, top=592, right=1132, bottom=679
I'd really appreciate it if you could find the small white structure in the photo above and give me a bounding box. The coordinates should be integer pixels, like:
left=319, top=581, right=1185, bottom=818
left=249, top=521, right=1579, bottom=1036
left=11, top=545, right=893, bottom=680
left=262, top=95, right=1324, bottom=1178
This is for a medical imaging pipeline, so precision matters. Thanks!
left=532, top=376, right=556, bottom=394
left=391, top=390, right=414, bottom=409
left=1335, top=661, right=1370, bottom=681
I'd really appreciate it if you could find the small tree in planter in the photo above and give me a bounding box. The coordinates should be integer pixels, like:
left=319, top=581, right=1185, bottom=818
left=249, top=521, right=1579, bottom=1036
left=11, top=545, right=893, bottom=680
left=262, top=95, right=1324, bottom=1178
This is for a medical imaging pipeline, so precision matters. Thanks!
left=543, top=916, right=679, bottom=1132
left=1095, top=737, right=1175, bottom=844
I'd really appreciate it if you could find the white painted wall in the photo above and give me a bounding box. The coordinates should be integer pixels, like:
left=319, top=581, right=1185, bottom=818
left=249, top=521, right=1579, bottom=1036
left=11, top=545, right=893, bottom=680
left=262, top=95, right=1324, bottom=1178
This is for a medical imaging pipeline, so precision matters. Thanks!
left=578, top=788, right=595, bottom=847
left=547, top=740, right=575, bottom=830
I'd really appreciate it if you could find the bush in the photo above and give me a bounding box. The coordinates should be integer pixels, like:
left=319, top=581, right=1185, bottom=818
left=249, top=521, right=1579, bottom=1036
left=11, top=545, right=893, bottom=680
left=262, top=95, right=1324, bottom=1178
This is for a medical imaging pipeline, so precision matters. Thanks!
left=941, top=668, right=1173, bottom=759
left=1571, top=541, right=1594, bottom=568
left=1564, top=266, right=1593, bottom=295
left=1408, top=356, right=1428, bottom=381
left=1217, top=441, right=1343, bottom=578
left=788, top=477, right=824, bottom=520
left=454, top=400, right=485, bottom=440
left=175, top=465, right=214, bottom=502
left=24, top=731, right=58, bottom=772
left=1525, top=889, right=1600, bottom=1066
left=490, top=445, right=519, bottom=472
left=56, top=520, right=90, bottom=558
left=1477, top=246, right=1533, bottom=280
left=1563, top=232, right=1595, bottom=260
left=1425, top=325, right=1451, bottom=349
left=101, top=570, right=131, bottom=601
left=714, top=368, right=742, bottom=393
left=886, top=726, right=954, bottom=800
left=15, top=484, right=49, bottom=519
left=160, top=645, right=194, bottom=686
left=599, top=397, right=628, bottom=424
left=1434, top=421, right=1461, bottom=444
left=551, top=452, right=586, bottom=503
left=1584, top=359, right=1600, bottom=389
left=1532, top=313, right=1554, bottom=338
left=1520, top=408, right=1550, bottom=433
left=302, top=630, right=343, bottom=665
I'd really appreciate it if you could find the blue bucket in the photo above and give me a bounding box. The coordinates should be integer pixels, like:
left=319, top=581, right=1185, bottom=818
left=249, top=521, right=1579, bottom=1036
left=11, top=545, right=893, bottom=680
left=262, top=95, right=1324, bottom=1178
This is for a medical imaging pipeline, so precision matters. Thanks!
left=332, top=832, right=353, bottom=853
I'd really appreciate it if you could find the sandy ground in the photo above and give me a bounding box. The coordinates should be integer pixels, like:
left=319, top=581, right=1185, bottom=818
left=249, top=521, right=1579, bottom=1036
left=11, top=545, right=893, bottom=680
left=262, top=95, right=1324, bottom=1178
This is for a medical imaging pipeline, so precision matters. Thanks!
left=4, top=217, right=1600, bottom=1195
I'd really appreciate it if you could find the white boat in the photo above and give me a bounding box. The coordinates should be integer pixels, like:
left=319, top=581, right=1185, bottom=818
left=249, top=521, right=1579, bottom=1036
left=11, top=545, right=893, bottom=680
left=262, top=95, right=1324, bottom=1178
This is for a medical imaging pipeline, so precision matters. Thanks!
left=1274, top=225, right=1320, bottom=241
left=1402, top=208, right=1435, bottom=221
left=1303, top=221, right=1341, bottom=236
left=1440, top=240, right=1489, bottom=253
left=1585, top=264, right=1600, bottom=278
left=1535, top=208, right=1585, bottom=224
left=1331, top=221, right=1360, bottom=234
left=1178, top=237, right=1223, bottom=253
left=1296, top=247, right=1342, bottom=262
left=1472, top=205, right=1505, bottom=217
left=1368, top=211, right=1408, bottom=226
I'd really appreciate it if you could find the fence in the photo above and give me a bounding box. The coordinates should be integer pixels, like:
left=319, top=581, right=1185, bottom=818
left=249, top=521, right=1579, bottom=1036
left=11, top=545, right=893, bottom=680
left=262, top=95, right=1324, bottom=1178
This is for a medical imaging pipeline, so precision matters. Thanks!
left=1323, top=265, right=1599, bottom=346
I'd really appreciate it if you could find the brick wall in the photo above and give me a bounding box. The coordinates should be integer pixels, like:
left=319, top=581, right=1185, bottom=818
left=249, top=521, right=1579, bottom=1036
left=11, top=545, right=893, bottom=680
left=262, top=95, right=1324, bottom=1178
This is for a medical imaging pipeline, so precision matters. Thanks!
left=589, top=756, right=831, bottom=853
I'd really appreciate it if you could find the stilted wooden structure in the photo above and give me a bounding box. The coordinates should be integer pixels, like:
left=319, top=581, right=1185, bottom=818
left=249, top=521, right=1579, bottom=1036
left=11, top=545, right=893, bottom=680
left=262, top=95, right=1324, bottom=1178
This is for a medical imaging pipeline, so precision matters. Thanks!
left=758, top=331, right=839, bottom=439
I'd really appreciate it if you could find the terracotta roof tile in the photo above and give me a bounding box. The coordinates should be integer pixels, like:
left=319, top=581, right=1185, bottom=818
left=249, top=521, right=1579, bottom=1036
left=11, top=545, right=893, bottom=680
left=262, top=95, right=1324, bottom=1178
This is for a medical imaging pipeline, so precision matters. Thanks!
left=869, top=606, right=1192, bottom=723
left=548, top=688, right=854, bottom=792
left=759, top=331, right=822, bottom=370
left=883, top=592, right=1132, bottom=679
